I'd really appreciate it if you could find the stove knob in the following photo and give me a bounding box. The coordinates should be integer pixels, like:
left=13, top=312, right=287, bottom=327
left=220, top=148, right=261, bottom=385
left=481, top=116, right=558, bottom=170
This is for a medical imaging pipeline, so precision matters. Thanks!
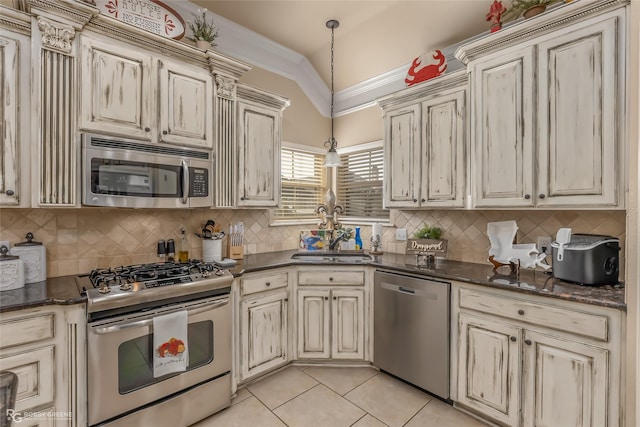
left=120, top=282, right=133, bottom=291
left=202, top=270, right=211, bottom=278
left=98, top=286, right=111, bottom=294
left=215, top=269, right=225, bottom=276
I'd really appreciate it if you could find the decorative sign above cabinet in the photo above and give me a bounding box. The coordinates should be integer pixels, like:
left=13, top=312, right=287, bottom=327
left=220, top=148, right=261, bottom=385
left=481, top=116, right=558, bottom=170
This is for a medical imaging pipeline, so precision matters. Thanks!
left=96, top=0, right=186, bottom=40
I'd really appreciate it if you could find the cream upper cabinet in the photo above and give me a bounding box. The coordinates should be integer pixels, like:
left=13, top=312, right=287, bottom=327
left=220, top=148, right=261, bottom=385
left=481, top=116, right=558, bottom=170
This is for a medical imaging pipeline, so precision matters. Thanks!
left=237, top=85, right=289, bottom=207
left=535, top=16, right=619, bottom=206
left=452, top=284, right=623, bottom=427
left=471, top=47, right=535, bottom=208
left=0, top=32, right=28, bottom=207
left=379, top=72, right=467, bottom=209
left=80, top=36, right=153, bottom=140
left=158, top=60, right=213, bottom=148
left=459, top=4, right=626, bottom=209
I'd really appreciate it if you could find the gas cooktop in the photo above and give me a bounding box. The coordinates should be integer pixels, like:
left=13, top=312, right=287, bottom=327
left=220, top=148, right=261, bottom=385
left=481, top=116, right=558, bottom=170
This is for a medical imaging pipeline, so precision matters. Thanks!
left=75, top=260, right=233, bottom=316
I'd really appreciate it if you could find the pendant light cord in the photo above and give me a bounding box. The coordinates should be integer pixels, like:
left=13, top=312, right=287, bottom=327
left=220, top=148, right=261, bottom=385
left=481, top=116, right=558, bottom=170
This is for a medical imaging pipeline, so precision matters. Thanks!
left=330, top=23, right=335, bottom=143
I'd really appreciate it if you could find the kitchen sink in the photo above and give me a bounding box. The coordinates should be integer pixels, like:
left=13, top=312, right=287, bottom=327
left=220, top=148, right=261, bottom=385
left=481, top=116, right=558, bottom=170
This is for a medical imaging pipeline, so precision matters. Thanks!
left=291, top=252, right=373, bottom=263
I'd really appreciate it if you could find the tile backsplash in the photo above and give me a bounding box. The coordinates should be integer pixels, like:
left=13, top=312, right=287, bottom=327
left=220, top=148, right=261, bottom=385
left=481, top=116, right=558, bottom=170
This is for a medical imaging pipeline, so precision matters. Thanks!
left=0, top=208, right=626, bottom=278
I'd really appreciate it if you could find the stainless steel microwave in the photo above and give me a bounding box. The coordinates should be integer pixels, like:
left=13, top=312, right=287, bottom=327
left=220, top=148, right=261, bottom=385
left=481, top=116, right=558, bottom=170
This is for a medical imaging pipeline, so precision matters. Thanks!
left=82, top=133, right=212, bottom=208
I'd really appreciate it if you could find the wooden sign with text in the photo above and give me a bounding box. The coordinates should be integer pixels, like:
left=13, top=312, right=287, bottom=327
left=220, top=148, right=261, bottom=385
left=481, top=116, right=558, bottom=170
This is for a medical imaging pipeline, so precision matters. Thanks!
left=96, top=0, right=186, bottom=40
left=406, top=239, right=448, bottom=255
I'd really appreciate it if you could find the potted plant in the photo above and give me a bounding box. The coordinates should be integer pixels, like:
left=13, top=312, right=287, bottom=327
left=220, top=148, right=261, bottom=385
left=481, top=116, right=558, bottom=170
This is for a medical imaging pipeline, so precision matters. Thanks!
left=503, top=0, right=557, bottom=20
left=187, top=9, right=218, bottom=50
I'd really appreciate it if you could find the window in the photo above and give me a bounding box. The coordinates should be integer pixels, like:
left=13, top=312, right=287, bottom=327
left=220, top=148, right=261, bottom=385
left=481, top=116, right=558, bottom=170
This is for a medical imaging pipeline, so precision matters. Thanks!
left=273, top=145, right=325, bottom=221
left=336, top=142, right=388, bottom=221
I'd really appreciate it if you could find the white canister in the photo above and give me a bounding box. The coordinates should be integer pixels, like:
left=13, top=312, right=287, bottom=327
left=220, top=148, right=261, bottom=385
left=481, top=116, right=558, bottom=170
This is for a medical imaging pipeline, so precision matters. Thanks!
left=202, top=239, right=222, bottom=262
left=11, top=232, right=47, bottom=284
left=0, top=245, right=25, bottom=291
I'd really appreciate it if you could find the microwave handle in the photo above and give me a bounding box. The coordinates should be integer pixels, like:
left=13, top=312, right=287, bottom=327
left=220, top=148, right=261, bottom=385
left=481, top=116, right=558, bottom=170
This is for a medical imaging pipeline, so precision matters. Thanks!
left=92, top=298, right=229, bottom=335
left=181, top=160, right=189, bottom=205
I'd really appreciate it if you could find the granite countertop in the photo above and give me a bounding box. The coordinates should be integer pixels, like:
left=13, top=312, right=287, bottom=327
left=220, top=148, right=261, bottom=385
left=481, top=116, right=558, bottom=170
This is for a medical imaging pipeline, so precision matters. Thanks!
left=231, top=250, right=626, bottom=310
left=0, top=250, right=626, bottom=313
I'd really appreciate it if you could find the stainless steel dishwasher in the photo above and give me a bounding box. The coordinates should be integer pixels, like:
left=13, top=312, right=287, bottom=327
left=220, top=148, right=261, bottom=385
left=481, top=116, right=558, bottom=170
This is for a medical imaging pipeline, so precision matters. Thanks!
left=374, top=270, right=450, bottom=399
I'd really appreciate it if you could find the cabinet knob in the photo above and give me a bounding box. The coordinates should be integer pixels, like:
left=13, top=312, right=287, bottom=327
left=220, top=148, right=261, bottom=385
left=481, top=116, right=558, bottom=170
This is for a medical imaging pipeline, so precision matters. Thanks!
left=421, top=198, right=426, bottom=203
left=329, top=277, right=333, bottom=281
left=324, top=296, right=329, bottom=300
left=5, top=190, right=14, bottom=196
left=144, top=127, right=151, bottom=132
left=525, top=339, right=532, bottom=346
left=524, top=194, right=531, bottom=200
left=539, top=194, right=546, bottom=199
left=265, top=282, right=271, bottom=287
left=333, top=296, right=337, bottom=300
left=413, top=198, right=418, bottom=203
left=510, top=336, right=516, bottom=342
left=284, top=298, right=288, bottom=302
left=162, top=130, right=168, bottom=135
left=517, top=309, right=525, bottom=315
left=240, top=197, right=245, bottom=201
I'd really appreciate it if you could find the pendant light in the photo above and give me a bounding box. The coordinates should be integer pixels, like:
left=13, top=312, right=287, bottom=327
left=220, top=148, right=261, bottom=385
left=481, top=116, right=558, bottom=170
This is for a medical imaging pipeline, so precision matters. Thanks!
left=323, top=19, right=342, bottom=167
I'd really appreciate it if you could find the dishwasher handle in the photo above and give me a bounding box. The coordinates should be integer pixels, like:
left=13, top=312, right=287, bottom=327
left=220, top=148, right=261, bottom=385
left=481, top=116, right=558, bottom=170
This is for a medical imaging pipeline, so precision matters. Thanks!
left=380, top=281, right=439, bottom=300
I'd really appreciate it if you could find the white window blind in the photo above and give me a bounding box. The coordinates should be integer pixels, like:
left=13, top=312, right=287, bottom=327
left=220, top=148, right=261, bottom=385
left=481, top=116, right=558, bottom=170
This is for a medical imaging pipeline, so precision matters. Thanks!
left=274, top=147, right=325, bottom=220
left=337, top=145, right=388, bottom=220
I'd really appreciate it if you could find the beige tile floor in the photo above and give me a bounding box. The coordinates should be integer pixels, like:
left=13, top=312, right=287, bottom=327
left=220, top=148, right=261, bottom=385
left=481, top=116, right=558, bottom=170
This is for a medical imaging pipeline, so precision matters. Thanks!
left=192, top=366, right=488, bottom=427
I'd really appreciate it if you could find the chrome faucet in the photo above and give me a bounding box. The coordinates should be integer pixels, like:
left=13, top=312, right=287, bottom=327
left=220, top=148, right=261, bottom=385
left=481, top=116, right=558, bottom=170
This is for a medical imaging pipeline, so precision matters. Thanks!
left=328, top=230, right=348, bottom=250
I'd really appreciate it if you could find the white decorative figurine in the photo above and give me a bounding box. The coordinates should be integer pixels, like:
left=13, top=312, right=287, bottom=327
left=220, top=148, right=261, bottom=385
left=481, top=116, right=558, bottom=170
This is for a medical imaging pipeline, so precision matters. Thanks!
left=487, top=220, right=550, bottom=271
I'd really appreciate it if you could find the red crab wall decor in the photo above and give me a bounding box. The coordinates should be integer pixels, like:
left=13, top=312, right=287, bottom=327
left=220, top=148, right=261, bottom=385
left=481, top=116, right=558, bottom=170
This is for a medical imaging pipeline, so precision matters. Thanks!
left=486, top=0, right=507, bottom=32
left=405, top=50, right=447, bottom=86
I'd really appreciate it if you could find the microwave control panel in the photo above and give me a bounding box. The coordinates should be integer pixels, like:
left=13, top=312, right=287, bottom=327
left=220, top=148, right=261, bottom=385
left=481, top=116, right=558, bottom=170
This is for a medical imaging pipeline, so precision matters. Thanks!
left=189, top=168, right=209, bottom=197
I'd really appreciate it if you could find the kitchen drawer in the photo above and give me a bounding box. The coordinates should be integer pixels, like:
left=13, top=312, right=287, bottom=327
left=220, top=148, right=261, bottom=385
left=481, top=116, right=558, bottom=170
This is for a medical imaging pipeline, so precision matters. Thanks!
left=0, top=313, right=54, bottom=350
left=459, top=289, right=609, bottom=341
left=241, top=271, right=289, bottom=296
left=298, top=270, right=365, bottom=286
left=0, top=345, right=55, bottom=411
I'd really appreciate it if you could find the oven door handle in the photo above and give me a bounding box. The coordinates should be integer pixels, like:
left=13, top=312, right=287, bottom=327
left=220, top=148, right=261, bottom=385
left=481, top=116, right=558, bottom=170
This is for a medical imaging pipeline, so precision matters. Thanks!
left=92, top=298, right=229, bottom=335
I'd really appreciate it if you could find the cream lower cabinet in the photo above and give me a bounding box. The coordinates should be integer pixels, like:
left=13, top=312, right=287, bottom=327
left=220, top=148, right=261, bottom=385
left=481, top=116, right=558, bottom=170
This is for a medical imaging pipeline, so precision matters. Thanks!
left=453, top=284, right=622, bottom=427
left=0, top=305, right=87, bottom=427
left=296, top=268, right=368, bottom=360
left=237, top=270, right=290, bottom=382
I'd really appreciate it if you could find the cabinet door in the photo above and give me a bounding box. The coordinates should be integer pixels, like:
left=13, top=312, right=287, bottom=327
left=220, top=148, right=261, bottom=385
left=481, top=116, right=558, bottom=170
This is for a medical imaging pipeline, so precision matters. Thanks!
left=457, top=314, right=521, bottom=426
left=80, top=37, right=152, bottom=139
left=297, top=289, right=330, bottom=359
left=472, top=47, right=535, bottom=207
left=383, top=104, right=421, bottom=208
left=240, top=291, right=288, bottom=381
left=0, top=35, right=21, bottom=206
left=536, top=16, right=619, bottom=207
left=420, top=89, right=466, bottom=207
left=158, top=60, right=213, bottom=148
left=331, top=289, right=364, bottom=360
left=237, top=101, right=280, bottom=207
left=522, top=331, right=608, bottom=427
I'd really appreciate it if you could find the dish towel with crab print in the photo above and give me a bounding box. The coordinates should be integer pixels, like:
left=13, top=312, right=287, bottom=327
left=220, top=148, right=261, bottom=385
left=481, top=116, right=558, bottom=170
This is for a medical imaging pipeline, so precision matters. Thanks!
left=153, top=310, right=189, bottom=377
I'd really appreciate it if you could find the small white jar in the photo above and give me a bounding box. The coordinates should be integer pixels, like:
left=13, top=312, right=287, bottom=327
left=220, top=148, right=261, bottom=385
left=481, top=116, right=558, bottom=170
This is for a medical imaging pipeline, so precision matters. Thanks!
left=0, top=245, right=25, bottom=291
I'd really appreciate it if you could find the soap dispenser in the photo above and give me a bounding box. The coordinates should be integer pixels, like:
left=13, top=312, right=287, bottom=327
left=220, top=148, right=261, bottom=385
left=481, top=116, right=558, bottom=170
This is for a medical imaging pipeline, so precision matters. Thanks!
left=355, top=227, right=363, bottom=250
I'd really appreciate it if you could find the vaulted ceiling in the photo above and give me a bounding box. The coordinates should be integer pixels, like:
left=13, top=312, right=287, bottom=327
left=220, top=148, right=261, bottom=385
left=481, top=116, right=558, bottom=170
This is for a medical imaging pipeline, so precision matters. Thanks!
left=175, top=1, right=492, bottom=115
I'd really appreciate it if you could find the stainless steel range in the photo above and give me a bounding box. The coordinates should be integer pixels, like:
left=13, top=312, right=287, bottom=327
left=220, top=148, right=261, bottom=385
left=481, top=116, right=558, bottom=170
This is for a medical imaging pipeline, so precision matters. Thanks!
left=75, top=261, right=233, bottom=427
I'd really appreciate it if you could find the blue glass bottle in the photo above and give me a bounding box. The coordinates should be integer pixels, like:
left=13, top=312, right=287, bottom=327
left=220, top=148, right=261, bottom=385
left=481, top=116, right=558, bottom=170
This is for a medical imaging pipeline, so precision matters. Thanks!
left=355, top=227, right=363, bottom=250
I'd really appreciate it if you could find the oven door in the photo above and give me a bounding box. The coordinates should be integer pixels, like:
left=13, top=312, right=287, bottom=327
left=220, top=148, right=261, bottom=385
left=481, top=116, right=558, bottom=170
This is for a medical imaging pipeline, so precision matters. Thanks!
left=86, top=296, right=231, bottom=426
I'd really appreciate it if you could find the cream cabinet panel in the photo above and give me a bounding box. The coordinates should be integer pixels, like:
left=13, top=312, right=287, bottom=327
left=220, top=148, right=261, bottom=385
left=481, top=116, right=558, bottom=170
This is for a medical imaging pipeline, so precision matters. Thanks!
left=237, top=101, right=281, bottom=207
left=471, top=47, right=535, bottom=207
left=0, top=30, right=30, bottom=207
left=297, top=289, right=331, bottom=359
left=80, top=37, right=152, bottom=139
left=331, top=289, right=364, bottom=360
left=240, top=291, right=288, bottom=381
left=383, top=104, right=421, bottom=208
left=0, top=345, right=55, bottom=412
left=420, top=90, right=466, bottom=207
left=158, top=60, right=213, bottom=148
left=536, top=16, right=619, bottom=207
left=522, top=331, right=608, bottom=427
left=457, top=314, right=521, bottom=426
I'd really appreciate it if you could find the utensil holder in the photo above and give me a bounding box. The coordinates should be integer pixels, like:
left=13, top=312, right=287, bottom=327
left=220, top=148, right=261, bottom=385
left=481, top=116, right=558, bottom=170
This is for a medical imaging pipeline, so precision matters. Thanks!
left=203, top=239, right=222, bottom=262
left=227, top=234, right=244, bottom=260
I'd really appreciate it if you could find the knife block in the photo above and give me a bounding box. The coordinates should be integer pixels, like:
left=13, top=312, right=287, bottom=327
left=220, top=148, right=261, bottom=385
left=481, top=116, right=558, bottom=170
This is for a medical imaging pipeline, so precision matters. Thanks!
left=227, top=235, right=244, bottom=260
